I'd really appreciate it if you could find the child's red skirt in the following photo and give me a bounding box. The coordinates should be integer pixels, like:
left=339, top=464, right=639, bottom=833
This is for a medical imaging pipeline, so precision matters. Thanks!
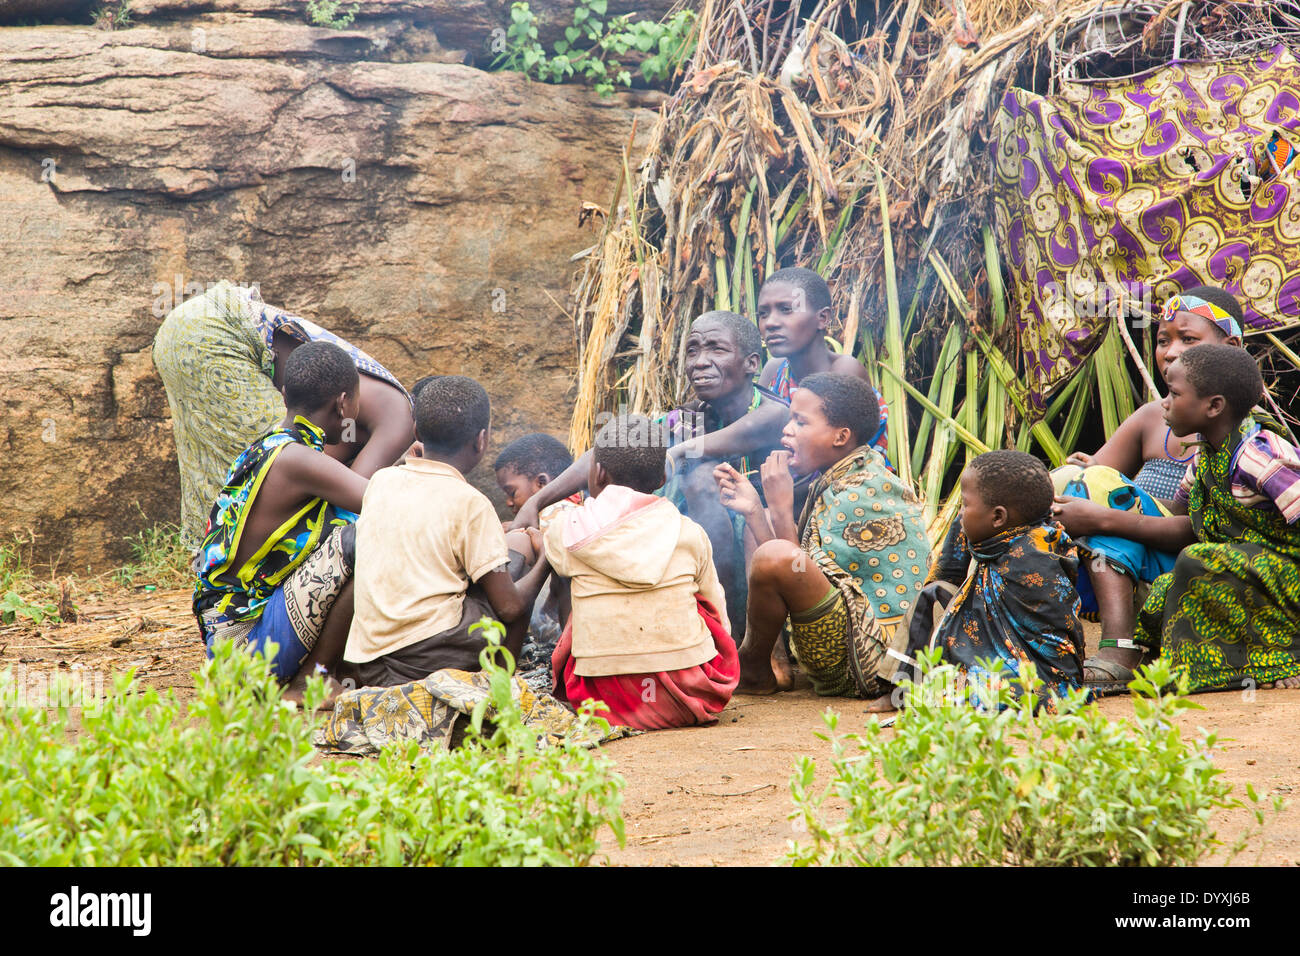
left=551, top=597, right=739, bottom=731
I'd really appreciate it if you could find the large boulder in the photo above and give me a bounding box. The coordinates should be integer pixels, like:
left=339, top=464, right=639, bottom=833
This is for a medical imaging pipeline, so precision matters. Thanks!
left=0, top=2, right=681, bottom=64
left=0, top=16, right=661, bottom=570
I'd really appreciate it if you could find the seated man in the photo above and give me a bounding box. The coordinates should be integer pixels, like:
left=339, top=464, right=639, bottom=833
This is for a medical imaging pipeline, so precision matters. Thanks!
left=714, top=373, right=929, bottom=700
left=1134, top=344, right=1300, bottom=692
left=547, top=415, right=739, bottom=731
left=513, top=311, right=789, bottom=637
left=916, top=451, right=1085, bottom=711
left=193, top=341, right=369, bottom=707
left=344, top=376, right=551, bottom=688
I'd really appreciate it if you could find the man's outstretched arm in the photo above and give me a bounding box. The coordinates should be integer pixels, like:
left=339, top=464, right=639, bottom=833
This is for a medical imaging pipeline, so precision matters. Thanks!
left=510, top=450, right=592, bottom=530
left=668, top=400, right=789, bottom=468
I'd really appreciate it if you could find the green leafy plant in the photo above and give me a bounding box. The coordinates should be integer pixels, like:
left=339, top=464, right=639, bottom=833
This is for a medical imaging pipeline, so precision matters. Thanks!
left=0, top=623, right=623, bottom=865
left=342, top=631, right=627, bottom=865
left=306, top=0, right=360, bottom=30
left=0, top=538, right=57, bottom=626
left=111, top=521, right=191, bottom=590
left=494, top=1, right=696, bottom=97
left=787, top=651, right=1275, bottom=866
left=91, top=0, right=132, bottom=30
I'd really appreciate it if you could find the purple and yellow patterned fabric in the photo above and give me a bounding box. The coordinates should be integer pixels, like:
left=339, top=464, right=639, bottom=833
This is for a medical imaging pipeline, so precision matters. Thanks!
left=992, top=46, right=1300, bottom=406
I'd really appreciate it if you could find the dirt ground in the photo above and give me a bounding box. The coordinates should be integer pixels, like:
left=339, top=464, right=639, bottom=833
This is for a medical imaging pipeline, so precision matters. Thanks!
left=4, top=583, right=1298, bottom=867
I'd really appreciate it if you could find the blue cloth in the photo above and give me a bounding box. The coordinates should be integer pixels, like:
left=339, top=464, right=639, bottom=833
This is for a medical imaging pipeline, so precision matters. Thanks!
left=204, top=584, right=310, bottom=680
left=1052, top=464, right=1178, bottom=616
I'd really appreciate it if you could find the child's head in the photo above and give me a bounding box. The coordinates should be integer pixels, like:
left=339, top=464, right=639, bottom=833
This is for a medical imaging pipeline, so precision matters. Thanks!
left=1163, top=343, right=1263, bottom=438
left=756, top=267, right=833, bottom=357
left=960, top=450, right=1053, bottom=543
left=282, top=341, right=360, bottom=443
left=414, top=375, right=491, bottom=469
left=590, top=414, right=669, bottom=495
left=782, top=373, right=879, bottom=475
left=410, top=375, right=441, bottom=401
left=1156, top=284, right=1244, bottom=378
left=685, top=311, right=763, bottom=403
left=493, top=433, right=574, bottom=514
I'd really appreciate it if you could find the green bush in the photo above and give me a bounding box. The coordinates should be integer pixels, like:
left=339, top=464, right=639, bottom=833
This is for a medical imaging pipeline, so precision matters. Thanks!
left=306, top=0, right=359, bottom=30
left=494, top=1, right=696, bottom=97
left=787, top=652, right=1272, bottom=866
left=111, top=521, right=191, bottom=590
left=92, top=1, right=132, bottom=30
left=0, top=625, right=624, bottom=866
left=0, top=537, right=57, bottom=626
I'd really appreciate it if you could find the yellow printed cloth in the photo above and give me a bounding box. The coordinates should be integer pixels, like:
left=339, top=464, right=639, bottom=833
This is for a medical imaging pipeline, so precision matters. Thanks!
left=314, top=669, right=634, bottom=755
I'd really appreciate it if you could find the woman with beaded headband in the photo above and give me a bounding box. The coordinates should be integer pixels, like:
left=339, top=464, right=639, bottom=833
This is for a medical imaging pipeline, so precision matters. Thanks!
left=1045, top=284, right=1277, bottom=693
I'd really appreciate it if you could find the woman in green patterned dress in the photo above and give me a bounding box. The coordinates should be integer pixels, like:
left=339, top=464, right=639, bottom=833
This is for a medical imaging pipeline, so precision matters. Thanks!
left=153, top=281, right=412, bottom=549
left=1135, top=345, right=1300, bottom=692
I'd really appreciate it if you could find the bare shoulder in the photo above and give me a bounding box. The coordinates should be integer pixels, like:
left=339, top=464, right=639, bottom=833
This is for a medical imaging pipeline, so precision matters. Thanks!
left=758, top=357, right=782, bottom=387
left=356, top=374, right=410, bottom=418
left=257, top=442, right=321, bottom=506
left=828, top=354, right=870, bottom=380
left=1129, top=398, right=1167, bottom=436
left=1133, top=398, right=1164, bottom=420
left=273, top=441, right=316, bottom=470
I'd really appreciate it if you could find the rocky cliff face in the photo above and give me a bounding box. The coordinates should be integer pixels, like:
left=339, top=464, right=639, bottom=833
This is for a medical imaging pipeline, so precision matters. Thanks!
left=0, top=7, right=664, bottom=570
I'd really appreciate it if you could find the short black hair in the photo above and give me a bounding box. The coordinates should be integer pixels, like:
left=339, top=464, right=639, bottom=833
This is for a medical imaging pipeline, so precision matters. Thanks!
left=693, top=310, right=762, bottom=362
left=968, top=450, right=1053, bottom=526
left=415, top=375, right=491, bottom=454
left=411, top=375, right=441, bottom=400
left=798, top=373, right=880, bottom=448
left=1179, top=284, right=1245, bottom=333
left=493, top=433, right=572, bottom=480
left=283, top=341, right=358, bottom=411
left=1177, top=343, right=1263, bottom=419
left=593, top=414, right=668, bottom=494
left=762, top=267, right=833, bottom=314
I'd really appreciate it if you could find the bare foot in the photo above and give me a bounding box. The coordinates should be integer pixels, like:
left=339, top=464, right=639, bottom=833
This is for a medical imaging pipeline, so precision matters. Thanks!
left=283, top=674, right=345, bottom=711
left=735, top=648, right=781, bottom=695
left=735, top=671, right=781, bottom=695
left=770, top=639, right=795, bottom=692
left=1263, top=675, right=1300, bottom=690
left=863, top=692, right=897, bottom=714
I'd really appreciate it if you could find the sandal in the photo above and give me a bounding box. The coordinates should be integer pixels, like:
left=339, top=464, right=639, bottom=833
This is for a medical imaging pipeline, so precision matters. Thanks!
left=1082, top=656, right=1137, bottom=697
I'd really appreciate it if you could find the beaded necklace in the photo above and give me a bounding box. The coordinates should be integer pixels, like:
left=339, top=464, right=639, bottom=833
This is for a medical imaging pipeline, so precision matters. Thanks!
left=1163, top=427, right=1198, bottom=464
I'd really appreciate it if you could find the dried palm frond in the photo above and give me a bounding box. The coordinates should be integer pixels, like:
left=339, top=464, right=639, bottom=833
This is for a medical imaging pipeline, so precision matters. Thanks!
left=567, top=0, right=1300, bottom=525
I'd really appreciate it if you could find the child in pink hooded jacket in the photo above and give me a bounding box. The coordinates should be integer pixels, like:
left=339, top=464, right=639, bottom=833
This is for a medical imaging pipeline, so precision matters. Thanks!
left=546, top=415, right=739, bottom=730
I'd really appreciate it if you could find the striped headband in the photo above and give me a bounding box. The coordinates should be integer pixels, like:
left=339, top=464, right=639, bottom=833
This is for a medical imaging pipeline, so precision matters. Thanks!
left=1161, top=293, right=1243, bottom=339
